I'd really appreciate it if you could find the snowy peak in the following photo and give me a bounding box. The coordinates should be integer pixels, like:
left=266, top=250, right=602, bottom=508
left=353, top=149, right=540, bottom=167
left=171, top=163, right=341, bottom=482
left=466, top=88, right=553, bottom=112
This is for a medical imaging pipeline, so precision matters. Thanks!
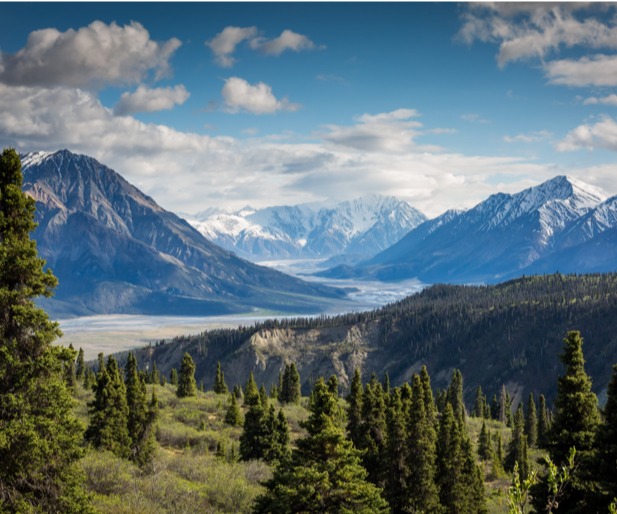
left=188, top=195, right=427, bottom=261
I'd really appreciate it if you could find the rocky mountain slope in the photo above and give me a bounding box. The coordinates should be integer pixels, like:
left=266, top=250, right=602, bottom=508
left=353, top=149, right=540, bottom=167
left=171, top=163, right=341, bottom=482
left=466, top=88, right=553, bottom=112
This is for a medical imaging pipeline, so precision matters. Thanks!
left=320, top=176, right=612, bottom=283
left=130, top=273, right=617, bottom=406
left=22, top=150, right=346, bottom=317
left=185, top=195, right=426, bottom=262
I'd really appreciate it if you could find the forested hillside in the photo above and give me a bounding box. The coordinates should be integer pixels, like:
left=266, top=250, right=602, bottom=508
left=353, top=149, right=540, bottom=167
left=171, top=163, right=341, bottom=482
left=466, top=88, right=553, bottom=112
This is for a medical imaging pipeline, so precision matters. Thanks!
left=133, top=273, right=617, bottom=405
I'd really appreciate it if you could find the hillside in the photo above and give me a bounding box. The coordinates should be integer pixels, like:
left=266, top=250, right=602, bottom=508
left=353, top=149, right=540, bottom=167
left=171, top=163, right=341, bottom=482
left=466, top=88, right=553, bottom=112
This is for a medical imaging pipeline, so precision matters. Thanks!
left=131, top=273, right=617, bottom=406
left=21, top=150, right=346, bottom=317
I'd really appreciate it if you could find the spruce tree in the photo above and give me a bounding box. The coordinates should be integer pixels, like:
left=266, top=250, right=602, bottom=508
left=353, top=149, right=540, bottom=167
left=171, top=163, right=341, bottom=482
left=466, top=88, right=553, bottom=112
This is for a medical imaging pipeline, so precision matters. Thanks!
left=240, top=394, right=268, bottom=460
left=327, top=374, right=339, bottom=397
left=176, top=352, right=197, bottom=398
left=347, top=368, right=364, bottom=448
left=252, top=377, right=389, bottom=514
left=478, top=420, right=492, bottom=461
left=383, top=388, right=410, bottom=513
left=359, top=374, right=388, bottom=486
left=86, top=355, right=131, bottom=459
left=225, top=393, right=243, bottom=426
left=169, top=367, right=178, bottom=386
left=505, top=403, right=529, bottom=480
left=447, top=369, right=466, bottom=422
left=75, top=347, right=85, bottom=382
left=280, top=362, right=301, bottom=404
left=473, top=385, right=485, bottom=418
left=213, top=361, right=228, bottom=394
left=524, top=392, right=538, bottom=448
left=420, top=364, right=437, bottom=426
left=537, top=393, right=550, bottom=448
left=597, top=364, right=617, bottom=508
left=0, top=149, right=92, bottom=512
left=244, top=371, right=260, bottom=406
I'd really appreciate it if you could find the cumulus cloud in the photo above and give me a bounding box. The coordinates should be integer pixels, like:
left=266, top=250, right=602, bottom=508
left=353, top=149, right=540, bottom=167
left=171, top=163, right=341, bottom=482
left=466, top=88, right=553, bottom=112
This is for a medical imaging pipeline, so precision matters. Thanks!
left=113, top=85, right=190, bottom=115
left=221, top=77, right=300, bottom=115
left=545, top=54, right=617, bottom=87
left=557, top=116, right=617, bottom=152
left=0, top=85, right=606, bottom=217
left=504, top=130, right=552, bottom=144
left=0, top=21, right=181, bottom=88
left=206, top=26, right=319, bottom=67
left=249, top=29, right=317, bottom=56
left=205, top=26, right=257, bottom=67
left=583, top=94, right=617, bottom=106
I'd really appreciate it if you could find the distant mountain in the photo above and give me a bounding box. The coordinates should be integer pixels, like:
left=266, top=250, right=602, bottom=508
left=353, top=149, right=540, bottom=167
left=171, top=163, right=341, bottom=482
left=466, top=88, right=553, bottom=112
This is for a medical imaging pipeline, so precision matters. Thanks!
left=185, top=195, right=427, bottom=262
left=21, top=150, right=346, bottom=317
left=320, top=176, right=612, bottom=283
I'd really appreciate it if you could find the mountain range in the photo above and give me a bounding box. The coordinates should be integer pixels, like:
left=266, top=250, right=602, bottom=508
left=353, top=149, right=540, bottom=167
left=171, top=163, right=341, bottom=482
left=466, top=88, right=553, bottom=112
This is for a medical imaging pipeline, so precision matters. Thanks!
left=320, top=175, right=617, bottom=283
left=183, top=196, right=426, bottom=263
left=21, top=150, right=346, bottom=318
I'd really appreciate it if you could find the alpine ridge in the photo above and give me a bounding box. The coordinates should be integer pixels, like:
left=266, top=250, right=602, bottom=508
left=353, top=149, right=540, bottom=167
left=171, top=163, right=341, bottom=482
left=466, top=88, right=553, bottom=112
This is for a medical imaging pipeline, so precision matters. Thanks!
left=21, top=150, right=346, bottom=317
left=319, top=175, right=614, bottom=283
left=184, top=195, right=426, bottom=262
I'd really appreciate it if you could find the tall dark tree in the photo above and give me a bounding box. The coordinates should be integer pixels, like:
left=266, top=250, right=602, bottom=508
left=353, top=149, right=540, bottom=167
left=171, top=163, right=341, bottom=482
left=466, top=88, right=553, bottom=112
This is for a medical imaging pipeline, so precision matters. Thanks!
left=244, top=371, right=260, bottom=406
left=253, top=377, right=389, bottom=514
left=383, top=388, right=409, bottom=513
left=359, top=374, right=388, bottom=486
left=0, top=149, right=92, bottom=513
left=347, top=368, right=364, bottom=448
left=477, top=420, right=492, bottom=461
left=176, top=352, right=197, bottom=398
left=505, top=403, right=529, bottom=480
left=537, top=393, right=550, bottom=448
left=225, top=393, right=243, bottom=426
left=86, top=355, right=131, bottom=459
left=420, top=365, right=437, bottom=426
left=75, top=347, right=85, bottom=382
left=169, top=367, right=178, bottom=386
left=597, top=364, right=617, bottom=508
left=280, top=362, right=301, bottom=404
left=213, top=361, right=228, bottom=394
left=447, top=369, right=466, bottom=422
left=473, top=385, right=486, bottom=418
left=524, top=392, right=538, bottom=448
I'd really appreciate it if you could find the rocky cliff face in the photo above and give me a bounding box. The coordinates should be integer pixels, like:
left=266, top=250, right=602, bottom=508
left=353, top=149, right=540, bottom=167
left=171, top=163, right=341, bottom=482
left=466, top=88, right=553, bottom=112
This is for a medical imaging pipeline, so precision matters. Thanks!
left=21, top=150, right=345, bottom=317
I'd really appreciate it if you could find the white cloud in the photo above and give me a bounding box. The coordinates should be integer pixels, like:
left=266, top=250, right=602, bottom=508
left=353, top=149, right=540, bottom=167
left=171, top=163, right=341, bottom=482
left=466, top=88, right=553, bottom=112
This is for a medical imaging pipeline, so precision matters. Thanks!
left=0, top=84, right=609, bottom=218
left=0, top=21, right=181, bottom=88
left=583, top=94, right=617, bottom=106
left=205, top=26, right=257, bottom=67
left=461, top=113, right=490, bottom=124
left=545, top=54, right=617, bottom=87
left=249, top=29, right=317, bottom=56
left=557, top=116, right=617, bottom=152
left=459, top=4, right=617, bottom=67
left=114, top=85, right=190, bottom=115
left=503, top=130, right=552, bottom=144
left=221, top=77, right=300, bottom=115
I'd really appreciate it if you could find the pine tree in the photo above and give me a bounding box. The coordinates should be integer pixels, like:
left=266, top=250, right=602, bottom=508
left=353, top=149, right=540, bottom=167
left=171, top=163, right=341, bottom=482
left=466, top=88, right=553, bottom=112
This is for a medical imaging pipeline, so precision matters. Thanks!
left=327, top=374, right=339, bottom=397
left=383, top=388, right=410, bottom=513
left=525, top=392, right=538, bottom=448
left=499, top=385, right=509, bottom=424
left=225, top=393, right=243, bottom=426
left=240, top=394, right=268, bottom=460
left=473, top=385, right=485, bottom=418
left=538, top=393, right=550, bottom=448
left=244, top=371, right=260, bottom=406
left=447, top=369, right=466, bottom=422
left=597, top=364, right=617, bottom=508
left=213, top=361, right=228, bottom=394
left=0, top=148, right=92, bottom=512
left=75, top=347, right=85, bottom=382
left=280, top=362, right=301, bottom=404
left=86, top=355, right=131, bottom=459
left=478, top=420, right=492, bottom=461
left=420, top=364, right=437, bottom=426
left=532, top=330, right=601, bottom=514
left=150, top=361, right=159, bottom=385
left=347, top=368, right=364, bottom=448
left=252, top=377, right=389, bottom=514
left=359, top=374, right=388, bottom=486
left=406, top=373, right=441, bottom=513
left=505, top=403, right=529, bottom=480
left=169, top=367, right=178, bottom=386
left=176, top=352, right=197, bottom=398
left=64, top=343, right=78, bottom=390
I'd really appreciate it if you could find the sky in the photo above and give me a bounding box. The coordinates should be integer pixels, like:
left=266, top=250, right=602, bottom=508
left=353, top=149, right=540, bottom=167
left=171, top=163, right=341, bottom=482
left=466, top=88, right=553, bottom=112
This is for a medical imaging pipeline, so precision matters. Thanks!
left=2, top=2, right=617, bottom=217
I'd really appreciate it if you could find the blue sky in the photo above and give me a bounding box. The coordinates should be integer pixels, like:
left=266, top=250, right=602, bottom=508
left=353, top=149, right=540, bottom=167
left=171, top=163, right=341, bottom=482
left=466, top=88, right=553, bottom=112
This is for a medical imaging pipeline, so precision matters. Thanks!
left=2, top=2, right=617, bottom=217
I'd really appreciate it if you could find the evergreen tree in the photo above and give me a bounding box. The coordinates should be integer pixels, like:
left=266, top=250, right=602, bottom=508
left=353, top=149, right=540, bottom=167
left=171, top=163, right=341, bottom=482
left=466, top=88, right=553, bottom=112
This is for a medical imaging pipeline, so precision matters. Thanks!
left=383, top=372, right=391, bottom=395
left=240, top=394, right=268, bottom=460
left=225, top=393, right=243, bottom=426
left=499, top=385, right=509, bottom=424
left=447, top=369, right=466, bottom=422
left=176, top=352, right=197, bottom=398
left=259, top=384, right=269, bottom=407
left=97, top=352, right=105, bottom=375
left=327, top=374, right=339, bottom=397
left=406, top=374, right=441, bottom=513
left=532, top=330, right=601, bottom=514
left=86, top=355, right=131, bottom=459
left=263, top=406, right=290, bottom=463
left=505, top=403, right=529, bottom=480
left=169, top=367, right=178, bottom=386
left=524, top=392, right=538, bottom=448
left=473, top=385, right=485, bottom=418
left=597, top=364, right=617, bottom=508
left=420, top=364, right=437, bottom=426
left=346, top=368, right=364, bottom=448
left=490, top=394, right=499, bottom=420
left=0, top=147, right=92, bottom=512
left=244, top=371, right=260, bottom=406
left=64, top=343, right=77, bottom=390
left=383, top=388, right=410, bottom=513
left=213, top=361, right=228, bottom=394
left=280, top=362, right=301, bottom=404
left=359, top=374, right=388, bottom=486
left=150, top=361, right=159, bottom=385
left=75, top=347, right=85, bottom=382
left=477, top=420, right=492, bottom=461
left=234, top=384, right=244, bottom=400
left=537, top=393, right=550, bottom=448
left=252, top=377, right=389, bottom=514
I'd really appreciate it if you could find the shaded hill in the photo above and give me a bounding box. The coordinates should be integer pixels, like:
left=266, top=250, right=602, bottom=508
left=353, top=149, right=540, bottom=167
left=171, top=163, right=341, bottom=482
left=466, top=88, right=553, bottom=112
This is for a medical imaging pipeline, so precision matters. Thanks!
left=130, top=273, right=617, bottom=407
left=22, top=150, right=346, bottom=317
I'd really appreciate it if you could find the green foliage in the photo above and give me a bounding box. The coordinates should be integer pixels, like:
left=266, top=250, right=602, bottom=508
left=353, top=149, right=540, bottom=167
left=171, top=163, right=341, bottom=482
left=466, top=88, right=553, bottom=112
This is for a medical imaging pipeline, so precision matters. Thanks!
left=346, top=368, right=363, bottom=448
left=524, top=393, right=538, bottom=448
left=225, top=393, right=243, bottom=426
left=252, top=377, right=389, bottom=514
left=478, top=420, right=492, bottom=461
left=76, top=347, right=85, bottom=382
left=214, top=361, right=229, bottom=394
left=0, top=148, right=92, bottom=512
left=597, top=364, right=617, bottom=508
left=176, top=353, right=197, bottom=398
left=358, top=373, right=388, bottom=486
left=447, top=369, right=466, bottom=422
left=169, top=368, right=178, bottom=386
left=279, top=362, right=301, bottom=405
left=244, top=371, right=260, bottom=406
left=506, top=462, right=537, bottom=514
left=505, top=404, right=529, bottom=480
left=537, top=394, right=550, bottom=448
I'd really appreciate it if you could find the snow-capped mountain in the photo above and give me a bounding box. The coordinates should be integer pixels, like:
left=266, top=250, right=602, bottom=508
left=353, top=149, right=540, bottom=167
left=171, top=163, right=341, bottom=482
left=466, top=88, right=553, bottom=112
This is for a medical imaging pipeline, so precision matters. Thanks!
left=21, top=150, right=345, bottom=317
left=320, top=176, right=612, bottom=283
left=185, top=195, right=427, bottom=261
